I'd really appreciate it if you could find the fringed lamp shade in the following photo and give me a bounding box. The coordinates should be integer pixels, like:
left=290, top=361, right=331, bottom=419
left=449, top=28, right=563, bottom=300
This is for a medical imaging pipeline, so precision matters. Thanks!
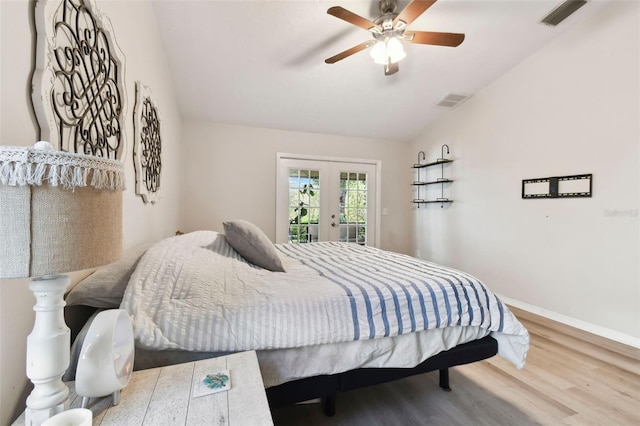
left=0, top=144, right=124, bottom=425
left=0, top=146, right=124, bottom=278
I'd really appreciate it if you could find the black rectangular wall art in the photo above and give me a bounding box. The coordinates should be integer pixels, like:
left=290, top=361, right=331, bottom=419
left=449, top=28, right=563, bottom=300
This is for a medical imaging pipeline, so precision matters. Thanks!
left=522, top=174, right=592, bottom=199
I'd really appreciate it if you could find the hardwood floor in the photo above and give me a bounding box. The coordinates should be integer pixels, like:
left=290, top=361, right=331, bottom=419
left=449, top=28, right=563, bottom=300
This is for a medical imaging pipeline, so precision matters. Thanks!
left=270, top=307, right=640, bottom=425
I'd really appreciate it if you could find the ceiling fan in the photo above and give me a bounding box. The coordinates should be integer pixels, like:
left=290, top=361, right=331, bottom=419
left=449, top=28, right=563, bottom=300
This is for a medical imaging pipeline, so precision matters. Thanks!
left=325, top=0, right=465, bottom=76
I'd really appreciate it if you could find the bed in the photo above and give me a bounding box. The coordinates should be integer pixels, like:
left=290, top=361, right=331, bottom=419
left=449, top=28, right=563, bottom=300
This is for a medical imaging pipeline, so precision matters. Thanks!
left=64, top=225, right=529, bottom=415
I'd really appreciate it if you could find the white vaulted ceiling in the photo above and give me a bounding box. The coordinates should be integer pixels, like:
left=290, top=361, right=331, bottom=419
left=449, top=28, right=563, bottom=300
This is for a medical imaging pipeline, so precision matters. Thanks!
left=152, top=0, right=606, bottom=142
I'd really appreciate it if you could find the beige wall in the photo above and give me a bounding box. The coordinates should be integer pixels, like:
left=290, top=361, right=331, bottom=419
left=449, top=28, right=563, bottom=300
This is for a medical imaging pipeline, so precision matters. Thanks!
left=0, top=1, right=182, bottom=423
left=410, top=1, right=639, bottom=343
left=181, top=122, right=413, bottom=255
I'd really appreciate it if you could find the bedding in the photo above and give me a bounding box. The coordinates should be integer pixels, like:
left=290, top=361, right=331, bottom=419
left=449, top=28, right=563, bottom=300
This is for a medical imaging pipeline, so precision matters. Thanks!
left=64, top=308, right=491, bottom=388
left=120, top=231, right=529, bottom=375
left=65, top=241, right=154, bottom=308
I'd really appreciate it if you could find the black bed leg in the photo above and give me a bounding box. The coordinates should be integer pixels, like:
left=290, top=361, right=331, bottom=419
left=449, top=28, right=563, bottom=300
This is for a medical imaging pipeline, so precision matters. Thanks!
left=322, top=394, right=336, bottom=417
left=439, top=368, right=452, bottom=391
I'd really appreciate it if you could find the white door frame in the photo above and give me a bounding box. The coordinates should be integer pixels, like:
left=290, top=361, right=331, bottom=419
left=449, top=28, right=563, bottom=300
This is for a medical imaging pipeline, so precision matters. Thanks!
left=276, top=152, right=382, bottom=248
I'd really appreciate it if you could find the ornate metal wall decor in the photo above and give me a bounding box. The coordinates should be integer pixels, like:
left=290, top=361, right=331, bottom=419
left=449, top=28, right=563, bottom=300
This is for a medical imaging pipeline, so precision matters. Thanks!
left=133, top=81, right=162, bottom=204
left=32, top=0, right=127, bottom=160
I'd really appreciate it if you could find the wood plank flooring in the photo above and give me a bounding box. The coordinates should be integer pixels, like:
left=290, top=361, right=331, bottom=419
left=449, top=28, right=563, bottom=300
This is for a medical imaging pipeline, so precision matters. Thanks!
left=271, top=307, right=640, bottom=425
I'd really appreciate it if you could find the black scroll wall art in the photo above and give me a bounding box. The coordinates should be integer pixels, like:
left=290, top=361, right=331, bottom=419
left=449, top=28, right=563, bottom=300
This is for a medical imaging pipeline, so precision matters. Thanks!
left=133, top=81, right=162, bottom=204
left=32, top=0, right=128, bottom=160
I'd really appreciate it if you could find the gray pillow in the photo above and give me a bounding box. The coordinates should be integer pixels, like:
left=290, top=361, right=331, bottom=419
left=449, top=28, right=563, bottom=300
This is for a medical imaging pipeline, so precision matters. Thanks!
left=223, top=220, right=285, bottom=272
left=65, top=241, right=154, bottom=308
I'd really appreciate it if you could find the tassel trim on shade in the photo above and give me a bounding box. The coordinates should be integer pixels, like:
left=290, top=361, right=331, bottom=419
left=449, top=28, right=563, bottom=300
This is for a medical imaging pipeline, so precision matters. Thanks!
left=0, top=146, right=125, bottom=191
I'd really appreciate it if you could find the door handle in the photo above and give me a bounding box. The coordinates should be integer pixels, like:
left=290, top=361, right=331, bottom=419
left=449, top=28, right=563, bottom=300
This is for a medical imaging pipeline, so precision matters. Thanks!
left=331, top=222, right=337, bottom=227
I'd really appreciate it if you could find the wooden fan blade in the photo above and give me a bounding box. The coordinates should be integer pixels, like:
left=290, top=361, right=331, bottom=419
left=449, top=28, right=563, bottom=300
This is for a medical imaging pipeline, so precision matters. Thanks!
left=325, top=40, right=376, bottom=64
left=385, top=62, right=399, bottom=76
left=393, top=0, right=437, bottom=28
left=405, top=31, right=465, bottom=47
left=327, top=6, right=380, bottom=32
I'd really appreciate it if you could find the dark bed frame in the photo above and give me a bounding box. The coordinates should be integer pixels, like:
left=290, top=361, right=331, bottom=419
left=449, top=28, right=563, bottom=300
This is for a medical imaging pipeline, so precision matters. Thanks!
left=65, top=305, right=498, bottom=417
left=266, top=335, right=497, bottom=416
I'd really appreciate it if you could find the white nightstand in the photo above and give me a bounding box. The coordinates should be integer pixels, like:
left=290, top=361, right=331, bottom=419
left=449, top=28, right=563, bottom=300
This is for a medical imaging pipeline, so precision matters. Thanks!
left=13, top=350, right=273, bottom=426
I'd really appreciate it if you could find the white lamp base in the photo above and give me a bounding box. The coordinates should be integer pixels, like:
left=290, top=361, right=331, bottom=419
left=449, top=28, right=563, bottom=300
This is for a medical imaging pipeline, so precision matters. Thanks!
left=25, top=275, right=71, bottom=426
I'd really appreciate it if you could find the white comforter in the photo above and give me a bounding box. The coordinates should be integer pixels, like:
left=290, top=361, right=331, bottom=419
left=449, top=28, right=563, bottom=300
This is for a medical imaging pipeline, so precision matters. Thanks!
left=121, top=231, right=529, bottom=371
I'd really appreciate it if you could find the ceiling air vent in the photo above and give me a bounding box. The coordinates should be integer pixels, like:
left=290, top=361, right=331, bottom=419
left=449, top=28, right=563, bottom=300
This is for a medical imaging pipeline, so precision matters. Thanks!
left=541, top=0, right=587, bottom=26
left=434, top=93, right=469, bottom=109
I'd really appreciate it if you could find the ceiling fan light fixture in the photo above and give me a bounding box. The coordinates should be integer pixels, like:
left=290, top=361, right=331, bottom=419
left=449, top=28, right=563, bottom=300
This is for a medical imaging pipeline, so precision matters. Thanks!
left=370, top=40, right=387, bottom=64
left=370, top=37, right=406, bottom=65
left=387, top=37, right=406, bottom=63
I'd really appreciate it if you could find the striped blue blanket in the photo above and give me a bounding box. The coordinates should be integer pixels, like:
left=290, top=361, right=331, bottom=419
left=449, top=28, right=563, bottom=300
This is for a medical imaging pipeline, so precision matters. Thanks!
left=277, top=242, right=523, bottom=341
left=122, top=231, right=528, bottom=368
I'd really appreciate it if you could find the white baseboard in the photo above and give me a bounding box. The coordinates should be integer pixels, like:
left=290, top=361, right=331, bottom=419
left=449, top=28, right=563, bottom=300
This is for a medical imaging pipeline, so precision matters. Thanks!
left=497, top=294, right=640, bottom=349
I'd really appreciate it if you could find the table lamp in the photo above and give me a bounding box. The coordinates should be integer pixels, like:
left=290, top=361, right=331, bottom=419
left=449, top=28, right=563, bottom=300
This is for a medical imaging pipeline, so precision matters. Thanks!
left=0, top=143, right=124, bottom=426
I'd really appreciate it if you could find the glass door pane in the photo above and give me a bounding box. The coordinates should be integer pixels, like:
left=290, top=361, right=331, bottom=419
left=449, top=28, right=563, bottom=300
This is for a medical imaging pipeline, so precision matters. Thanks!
left=288, top=168, right=320, bottom=244
left=338, top=171, right=368, bottom=245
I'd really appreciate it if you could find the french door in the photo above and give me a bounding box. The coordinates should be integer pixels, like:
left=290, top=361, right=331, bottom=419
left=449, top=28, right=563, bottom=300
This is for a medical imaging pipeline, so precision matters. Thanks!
left=276, top=155, right=379, bottom=246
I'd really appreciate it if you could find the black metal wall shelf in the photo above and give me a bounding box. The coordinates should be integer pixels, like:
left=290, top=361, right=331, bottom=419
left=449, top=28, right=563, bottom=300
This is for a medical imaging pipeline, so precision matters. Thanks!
left=412, top=145, right=453, bottom=208
left=412, top=159, right=453, bottom=169
left=413, top=199, right=453, bottom=204
left=412, top=179, right=454, bottom=186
